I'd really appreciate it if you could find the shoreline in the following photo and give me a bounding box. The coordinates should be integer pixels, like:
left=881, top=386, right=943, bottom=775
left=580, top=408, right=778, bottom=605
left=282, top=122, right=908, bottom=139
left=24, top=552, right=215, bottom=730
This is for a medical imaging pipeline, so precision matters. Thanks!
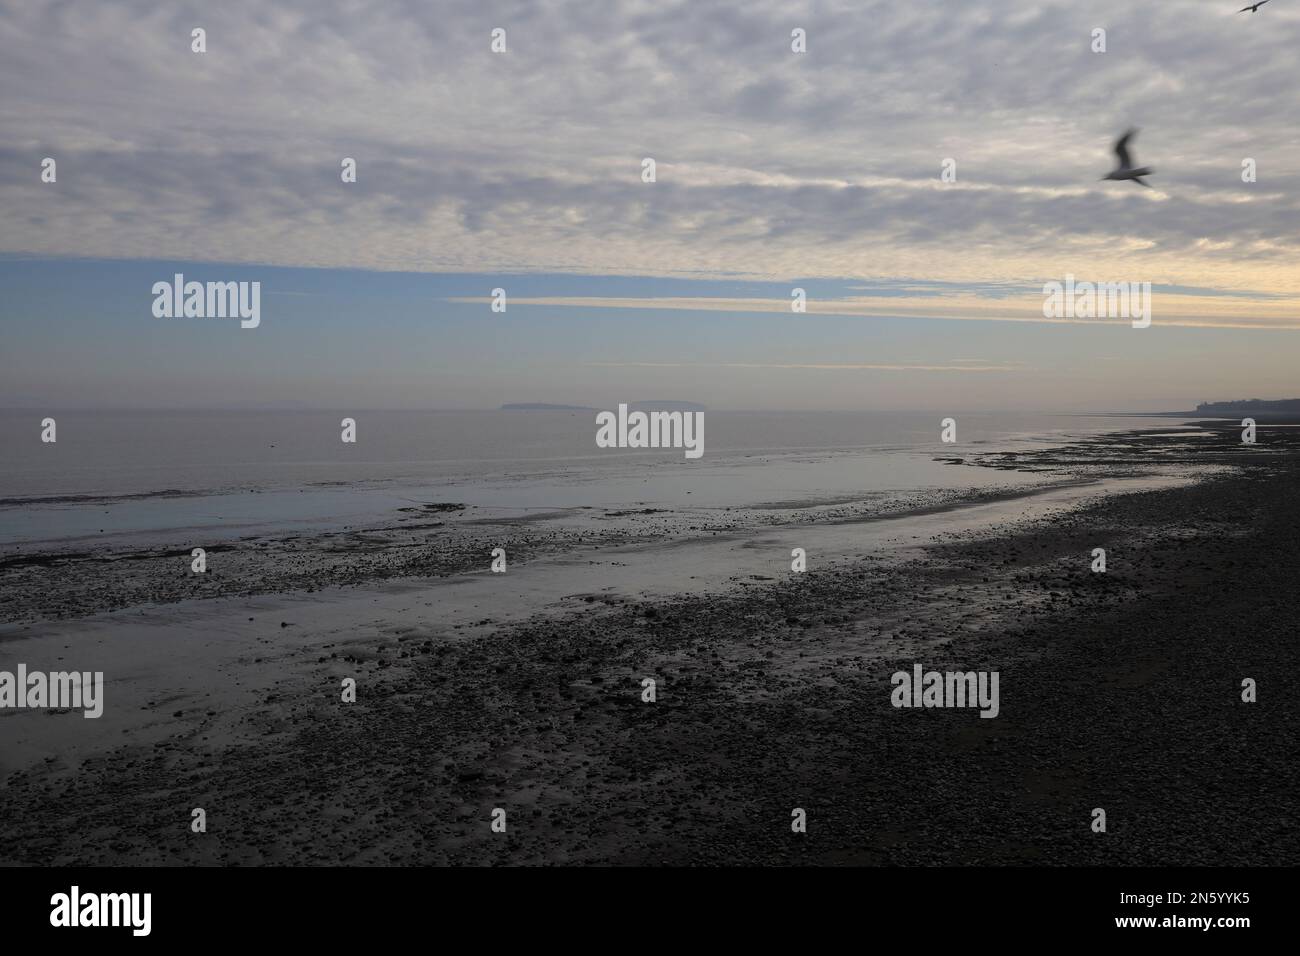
left=0, top=421, right=1216, bottom=625
left=1, top=421, right=1295, bottom=864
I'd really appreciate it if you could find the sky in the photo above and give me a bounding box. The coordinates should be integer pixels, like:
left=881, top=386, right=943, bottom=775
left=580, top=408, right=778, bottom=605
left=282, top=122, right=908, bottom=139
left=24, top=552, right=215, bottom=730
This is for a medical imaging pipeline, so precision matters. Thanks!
left=2, top=0, right=1299, bottom=411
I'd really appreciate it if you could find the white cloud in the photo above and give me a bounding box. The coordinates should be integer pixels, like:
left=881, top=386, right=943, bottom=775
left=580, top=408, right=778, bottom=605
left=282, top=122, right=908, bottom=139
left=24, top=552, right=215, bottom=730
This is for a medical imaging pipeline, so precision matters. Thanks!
left=2, top=0, right=1299, bottom=293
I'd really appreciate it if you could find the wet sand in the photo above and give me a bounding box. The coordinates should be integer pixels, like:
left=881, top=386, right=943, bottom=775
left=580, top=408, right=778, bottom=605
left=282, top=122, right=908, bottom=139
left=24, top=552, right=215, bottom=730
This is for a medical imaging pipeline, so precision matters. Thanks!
left=1, top=423, right=1295, bottom=865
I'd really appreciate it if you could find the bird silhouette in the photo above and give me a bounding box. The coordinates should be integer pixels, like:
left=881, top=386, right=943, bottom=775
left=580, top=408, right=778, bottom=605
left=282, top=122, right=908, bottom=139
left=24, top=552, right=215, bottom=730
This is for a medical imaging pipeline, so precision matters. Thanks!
left=1239, top=0, right=1270, bottom=12
left=1102, top=128, right=1154, bottom=188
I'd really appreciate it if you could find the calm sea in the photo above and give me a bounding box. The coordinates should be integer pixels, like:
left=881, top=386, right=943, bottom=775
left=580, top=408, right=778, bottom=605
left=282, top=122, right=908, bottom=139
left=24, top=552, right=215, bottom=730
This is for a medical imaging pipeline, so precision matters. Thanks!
left=0, top=409, right=1186, bottom=546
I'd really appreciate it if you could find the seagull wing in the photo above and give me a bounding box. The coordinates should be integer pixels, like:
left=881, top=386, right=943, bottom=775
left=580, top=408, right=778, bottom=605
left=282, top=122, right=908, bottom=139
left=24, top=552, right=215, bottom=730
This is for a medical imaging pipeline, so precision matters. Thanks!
left=1114, top=129, right=1137, bottom=168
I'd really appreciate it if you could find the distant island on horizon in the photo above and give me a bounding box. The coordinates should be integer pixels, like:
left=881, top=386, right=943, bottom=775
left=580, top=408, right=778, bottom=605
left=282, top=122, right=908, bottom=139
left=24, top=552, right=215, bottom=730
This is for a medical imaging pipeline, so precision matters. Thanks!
left=502, top=401, right=708, bottom=412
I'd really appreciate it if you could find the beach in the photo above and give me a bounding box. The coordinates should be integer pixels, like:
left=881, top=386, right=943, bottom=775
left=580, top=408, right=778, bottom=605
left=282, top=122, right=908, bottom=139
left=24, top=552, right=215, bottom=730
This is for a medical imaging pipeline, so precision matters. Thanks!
left=1, top=420, right=1295, bottom=865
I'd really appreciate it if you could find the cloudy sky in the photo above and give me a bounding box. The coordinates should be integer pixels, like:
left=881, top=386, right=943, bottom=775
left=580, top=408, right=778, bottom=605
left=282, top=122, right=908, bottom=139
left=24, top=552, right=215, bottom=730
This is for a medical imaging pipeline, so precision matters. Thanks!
left=3, top=0, right=1300, bottom=410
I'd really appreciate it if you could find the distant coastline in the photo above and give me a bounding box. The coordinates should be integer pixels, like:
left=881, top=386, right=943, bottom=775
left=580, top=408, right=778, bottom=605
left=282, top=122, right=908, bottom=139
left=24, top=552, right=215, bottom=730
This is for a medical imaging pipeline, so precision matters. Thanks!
left=1148, top=399, right=1300, bottom=423
left=1106, top=398, right=1300, bottom=422
left=1193, top=398, right=1300, bottom=417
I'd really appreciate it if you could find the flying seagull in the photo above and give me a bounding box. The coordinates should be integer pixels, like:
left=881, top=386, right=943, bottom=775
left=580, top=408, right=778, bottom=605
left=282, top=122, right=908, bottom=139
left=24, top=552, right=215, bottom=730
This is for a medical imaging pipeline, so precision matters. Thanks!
left=1239, top=1, right=1270, bottom=12
left=1102, top=128, right=1154, bottom=187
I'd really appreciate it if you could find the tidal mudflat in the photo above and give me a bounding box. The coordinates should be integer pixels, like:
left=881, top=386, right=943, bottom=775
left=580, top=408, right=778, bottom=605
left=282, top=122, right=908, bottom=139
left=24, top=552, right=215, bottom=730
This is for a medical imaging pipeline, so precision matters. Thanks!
left=1, top=422, right=1293, bottom=865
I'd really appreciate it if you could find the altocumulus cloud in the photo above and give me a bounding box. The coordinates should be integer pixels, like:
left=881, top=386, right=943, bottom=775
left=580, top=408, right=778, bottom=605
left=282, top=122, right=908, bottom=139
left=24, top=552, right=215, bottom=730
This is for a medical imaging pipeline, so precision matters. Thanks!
left=2, top=0, right=1299, bottom=298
